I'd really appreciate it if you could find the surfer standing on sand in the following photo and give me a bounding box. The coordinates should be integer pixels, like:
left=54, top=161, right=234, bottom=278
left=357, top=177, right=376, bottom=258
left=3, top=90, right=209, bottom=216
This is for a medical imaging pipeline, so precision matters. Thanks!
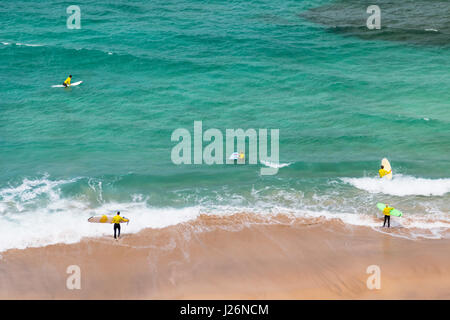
left=111, top=211, right=127, bottom=240
left=63, top=75, right=72, bottom=87
left=383, top=204, right=393, bottom=228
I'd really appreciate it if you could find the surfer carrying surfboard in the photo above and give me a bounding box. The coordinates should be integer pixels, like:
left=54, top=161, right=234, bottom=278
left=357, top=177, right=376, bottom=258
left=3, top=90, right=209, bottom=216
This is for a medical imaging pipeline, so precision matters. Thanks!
left=379, top=165, right=391, bottom=178
left=111, top=211, right=128, bottom=239
left=382, top=204, right=394, bottom=228
left=63, top=75, right=72, bottom=87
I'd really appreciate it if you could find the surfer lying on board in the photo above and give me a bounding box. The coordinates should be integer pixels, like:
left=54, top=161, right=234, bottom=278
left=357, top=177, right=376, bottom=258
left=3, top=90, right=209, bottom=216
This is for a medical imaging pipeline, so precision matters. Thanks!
left=379, top=165, right=391, bottom=178
left=383, top=204, right=394, bottom=228
left=111, top=211, right=128, bottom=239
left=63, top=75, right=72, bottom=87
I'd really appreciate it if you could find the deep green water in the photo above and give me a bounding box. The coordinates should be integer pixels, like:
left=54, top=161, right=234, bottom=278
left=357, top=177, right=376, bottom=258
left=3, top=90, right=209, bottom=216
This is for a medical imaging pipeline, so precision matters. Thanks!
left=0, top=0, right=449, bottom=250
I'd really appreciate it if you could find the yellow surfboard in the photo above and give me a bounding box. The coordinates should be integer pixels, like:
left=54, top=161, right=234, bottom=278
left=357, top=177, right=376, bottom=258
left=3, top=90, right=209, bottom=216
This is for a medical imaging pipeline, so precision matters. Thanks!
left=88, top=215, right=129, bottom=223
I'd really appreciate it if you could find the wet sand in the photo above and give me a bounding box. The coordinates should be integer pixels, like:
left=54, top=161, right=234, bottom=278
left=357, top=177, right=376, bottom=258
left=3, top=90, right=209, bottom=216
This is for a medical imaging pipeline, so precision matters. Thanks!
left=1, top=214, right=449, bottom=299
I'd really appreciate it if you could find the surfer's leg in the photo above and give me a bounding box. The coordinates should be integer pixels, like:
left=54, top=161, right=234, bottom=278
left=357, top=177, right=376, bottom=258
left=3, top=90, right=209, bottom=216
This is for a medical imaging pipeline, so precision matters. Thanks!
left=387, top=216, right=390, bottom=228
left=114, top=224, right=120, bottom=239
left=383, top=216, right=387, bottom=227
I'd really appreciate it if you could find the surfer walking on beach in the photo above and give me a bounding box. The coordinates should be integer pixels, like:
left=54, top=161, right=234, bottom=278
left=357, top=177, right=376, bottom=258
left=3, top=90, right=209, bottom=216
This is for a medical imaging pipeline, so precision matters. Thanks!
left=383, top=204, right=393, bottom=228
left=63, top=75, right=72, bottom=87
left=111, top=211, right=127, bottom=239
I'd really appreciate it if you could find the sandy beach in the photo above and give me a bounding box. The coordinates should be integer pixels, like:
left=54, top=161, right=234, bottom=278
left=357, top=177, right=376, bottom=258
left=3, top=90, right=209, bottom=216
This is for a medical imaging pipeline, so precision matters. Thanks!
left=2, top=0, right=450, bottom=304
left=1, top=214, right=449, bottom=299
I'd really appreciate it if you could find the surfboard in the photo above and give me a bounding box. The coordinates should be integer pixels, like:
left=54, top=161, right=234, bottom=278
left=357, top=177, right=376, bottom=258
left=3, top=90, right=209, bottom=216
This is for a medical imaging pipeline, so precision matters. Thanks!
left=229, top=152, right=239, bottom=160
left=88, top=215, right=129, bottom=223
left=52, top=81, right=83, bottom=88
left=377, top=203, right=402, bottom=217
left=381, top=158, right=392, bottom=180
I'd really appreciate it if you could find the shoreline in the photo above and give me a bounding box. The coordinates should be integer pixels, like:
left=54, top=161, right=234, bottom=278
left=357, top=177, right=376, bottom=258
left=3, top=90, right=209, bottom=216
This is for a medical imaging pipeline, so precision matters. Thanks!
left=1, top=214, right=449, bottom=299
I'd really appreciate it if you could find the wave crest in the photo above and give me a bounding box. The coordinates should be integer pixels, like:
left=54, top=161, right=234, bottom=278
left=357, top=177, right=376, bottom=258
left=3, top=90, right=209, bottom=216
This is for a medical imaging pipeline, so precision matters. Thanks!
left=342, top=175, right=450, bottom=196
left=260, top=160, right=291, bottom=169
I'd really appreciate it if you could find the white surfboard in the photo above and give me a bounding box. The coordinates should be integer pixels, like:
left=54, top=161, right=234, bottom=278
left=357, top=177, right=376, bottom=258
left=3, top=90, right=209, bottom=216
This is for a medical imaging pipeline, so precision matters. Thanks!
left=381, top=158, right=392, bottom=180
left=229, top=152, right=239, bottom=160
left=88, top=215, right=129, bottom=224
left=52, top=81, right=83, bottom=88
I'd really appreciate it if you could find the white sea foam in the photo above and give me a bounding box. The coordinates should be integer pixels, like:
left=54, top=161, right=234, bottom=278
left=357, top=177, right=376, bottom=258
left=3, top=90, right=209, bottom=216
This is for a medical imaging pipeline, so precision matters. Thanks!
left=260, top=160, right=292, bottom=169
left=341, top=175, right=450, bottom=196
left=0, top=175, right=76, bottom=207
left=0, top=201, right=202, bottom=253
left=0, top=177, right=202, bottom=252
left=15, top=42, right=43, bottom=47
left=0, top=175, right=449, bottom=252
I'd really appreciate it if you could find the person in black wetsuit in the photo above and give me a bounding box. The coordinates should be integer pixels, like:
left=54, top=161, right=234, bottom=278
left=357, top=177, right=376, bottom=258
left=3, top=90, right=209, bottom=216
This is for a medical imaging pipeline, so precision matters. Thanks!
left=111, top=211, right=128, bottom=239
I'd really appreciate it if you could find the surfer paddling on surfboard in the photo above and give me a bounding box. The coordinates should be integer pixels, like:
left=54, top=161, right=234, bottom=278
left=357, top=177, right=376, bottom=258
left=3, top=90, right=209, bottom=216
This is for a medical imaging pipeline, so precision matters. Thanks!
left=63, top=75, right=72, bottom=87
left=111, top=211, right=129, bottom=240
left=52, top=76, right=82, bottom=88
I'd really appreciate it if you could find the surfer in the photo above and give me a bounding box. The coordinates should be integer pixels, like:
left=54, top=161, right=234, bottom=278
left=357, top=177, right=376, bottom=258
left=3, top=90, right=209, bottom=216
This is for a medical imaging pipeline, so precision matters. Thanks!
left=111, top=211, right=127, bottom=239
left=382, top=204, right=393, bottom=228
left=63, top=75, right=72, bottom=87
left=379, top=165, right=391, bottom=178
left=239, top=151, right=245, bottom=161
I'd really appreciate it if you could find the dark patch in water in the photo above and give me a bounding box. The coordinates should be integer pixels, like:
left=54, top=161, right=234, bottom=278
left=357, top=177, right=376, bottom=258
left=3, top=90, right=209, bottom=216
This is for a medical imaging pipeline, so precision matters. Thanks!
left=301, top=0, right=450, bottom=46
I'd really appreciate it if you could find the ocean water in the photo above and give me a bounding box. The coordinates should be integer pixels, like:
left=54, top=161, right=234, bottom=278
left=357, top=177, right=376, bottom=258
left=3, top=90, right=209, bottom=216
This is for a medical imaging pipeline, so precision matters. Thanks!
left=1, top=0, right=449, bottom=251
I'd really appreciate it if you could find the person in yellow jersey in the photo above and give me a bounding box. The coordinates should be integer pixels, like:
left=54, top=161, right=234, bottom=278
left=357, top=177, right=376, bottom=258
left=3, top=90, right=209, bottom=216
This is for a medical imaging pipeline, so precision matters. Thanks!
left=382, top=204, right=394, bottom=228
left=111, top=211, right=128, bottom=239
left=379, top=165, right=391, bottom=178
left=63, top=75, right=72, bottom=87
left=239, top=151, right=245, bottom=161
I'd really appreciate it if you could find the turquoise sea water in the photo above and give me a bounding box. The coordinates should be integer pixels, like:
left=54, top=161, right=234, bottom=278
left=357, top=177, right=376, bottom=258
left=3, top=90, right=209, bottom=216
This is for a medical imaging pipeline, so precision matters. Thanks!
left=1, top=0, right=449, bottom=250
